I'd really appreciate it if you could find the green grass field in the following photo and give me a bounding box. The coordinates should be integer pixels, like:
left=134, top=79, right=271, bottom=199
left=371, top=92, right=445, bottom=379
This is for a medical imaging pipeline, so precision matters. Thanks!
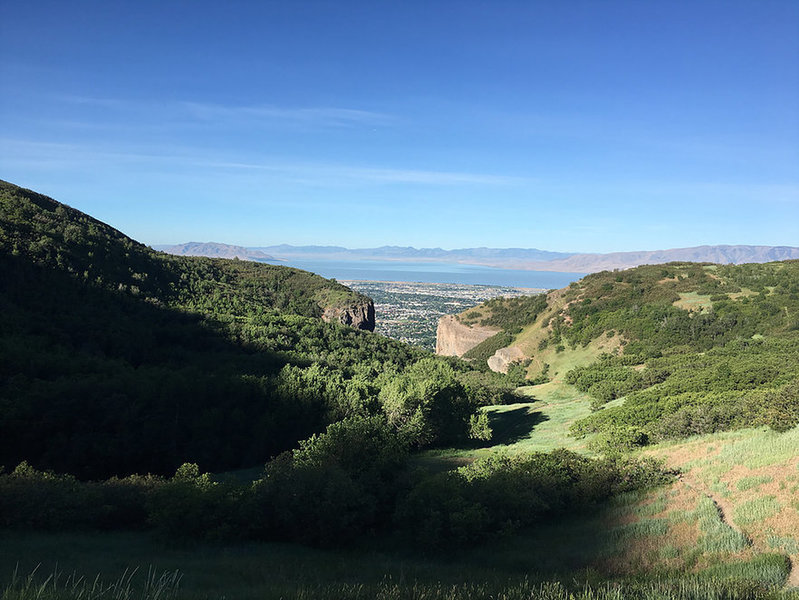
left=488, top=382, right=594, bottom=452
left=415, top=380, right=594, bottom=467
left=4, top=505, right=796, bottom=599
left=673, top=291, right=714, bottom=313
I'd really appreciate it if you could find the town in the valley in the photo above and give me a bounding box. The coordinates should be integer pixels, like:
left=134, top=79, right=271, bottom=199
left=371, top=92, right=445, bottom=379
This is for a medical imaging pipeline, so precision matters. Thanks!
left=343, top=280, right=544, bottom=350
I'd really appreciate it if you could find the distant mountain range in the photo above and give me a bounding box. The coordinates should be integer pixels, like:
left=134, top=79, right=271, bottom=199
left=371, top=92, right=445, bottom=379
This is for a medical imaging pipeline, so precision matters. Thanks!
left=474, top=245, right=799, bottom=272
left=252, top=245, right=574, bottom=262
left=155, top=242, right=276, bottom=261
left=156, top=242, right=799, bottom=273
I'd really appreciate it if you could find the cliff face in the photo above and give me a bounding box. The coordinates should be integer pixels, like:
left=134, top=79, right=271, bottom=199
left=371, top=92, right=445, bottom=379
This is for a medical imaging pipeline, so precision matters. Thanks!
left=435, top=315, right=499, bottom=356
left=322, top=300, right=376, bottom=331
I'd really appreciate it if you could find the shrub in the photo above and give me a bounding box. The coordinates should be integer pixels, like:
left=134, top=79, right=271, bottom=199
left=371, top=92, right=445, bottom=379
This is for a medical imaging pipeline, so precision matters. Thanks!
left=146, top=463, right=245, bottom=541
left=588, top=427, right=649, bottom=454
left=248, top=416, right=409, bottom=545
left=0, top=462, right=157, bottom=531
left=394, top=450, right=669, bottom=548
left=378, top=359, right=480, bottom=447
left=760, top=381, right=799, bottom=433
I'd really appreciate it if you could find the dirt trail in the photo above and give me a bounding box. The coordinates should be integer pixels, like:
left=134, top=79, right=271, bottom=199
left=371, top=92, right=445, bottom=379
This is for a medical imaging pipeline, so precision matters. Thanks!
left=787, top=555, right=799, bottom=589
left=677, top=474, right=749, bottom=540
left=677, top=474, right=799, bottom=589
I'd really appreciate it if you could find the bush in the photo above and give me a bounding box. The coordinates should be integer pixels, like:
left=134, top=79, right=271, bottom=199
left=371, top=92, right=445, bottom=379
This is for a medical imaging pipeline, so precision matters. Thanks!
left=394, top=450, right=669, bottom=548
left=760, top=381, right=799, bottom=433
left=248, top=416, right=409, bottom=545
left=651, top=402, right=745, bottom=440
left=379, top=359, right=480, bottom=446
left=146, top=463, right=245, bottom=541
left=469, top=412, right=492, bottom=441
left=587, top=427, right=649, bottom=454
left=0, top=462, right=97, bottom=529
left=0, top=462, right=157, bottom=531
left=250, top=456, right=375, bottom=546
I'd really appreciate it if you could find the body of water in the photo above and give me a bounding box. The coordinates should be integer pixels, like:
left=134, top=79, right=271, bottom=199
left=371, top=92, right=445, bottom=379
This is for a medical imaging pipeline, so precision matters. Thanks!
left=265, top=258, right=584, bottom=289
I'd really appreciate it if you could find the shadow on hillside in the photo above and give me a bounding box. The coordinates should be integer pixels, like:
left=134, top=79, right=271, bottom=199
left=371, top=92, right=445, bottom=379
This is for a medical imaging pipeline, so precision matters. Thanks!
left=0, top=254, right=315, bottom=479
left=485, top=407, right=549, bottom=446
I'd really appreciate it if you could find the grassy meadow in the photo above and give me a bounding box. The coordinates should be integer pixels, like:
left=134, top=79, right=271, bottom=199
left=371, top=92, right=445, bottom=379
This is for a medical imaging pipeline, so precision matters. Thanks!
left=479, top=382, right=594, bottom=453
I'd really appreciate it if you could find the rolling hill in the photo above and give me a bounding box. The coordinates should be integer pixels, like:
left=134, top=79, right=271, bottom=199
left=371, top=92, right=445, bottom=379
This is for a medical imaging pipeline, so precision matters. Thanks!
left=439, top=260, right=799, bottom=446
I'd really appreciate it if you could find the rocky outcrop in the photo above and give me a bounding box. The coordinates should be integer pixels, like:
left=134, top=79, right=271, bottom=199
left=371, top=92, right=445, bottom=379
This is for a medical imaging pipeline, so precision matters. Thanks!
left=435, top=315, right=500, bottom=356
left=487, top=346, right=526, bottom=374
left=322, top=300, right=375, bottom=331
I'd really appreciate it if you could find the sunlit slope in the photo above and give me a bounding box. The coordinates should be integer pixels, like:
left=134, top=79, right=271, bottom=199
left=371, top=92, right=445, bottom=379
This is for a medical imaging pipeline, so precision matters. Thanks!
left=433, top=260, right=799, bottom=587
left=583, top=426, right=799, bottom=586
left=456, top=261, right=797, bottom=373
left=448, top=261, right=799, bottom=445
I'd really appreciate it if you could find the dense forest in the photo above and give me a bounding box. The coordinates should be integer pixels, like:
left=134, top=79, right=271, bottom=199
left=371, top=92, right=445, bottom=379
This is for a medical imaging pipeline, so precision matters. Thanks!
left=0, top=181, right=511, bottom=478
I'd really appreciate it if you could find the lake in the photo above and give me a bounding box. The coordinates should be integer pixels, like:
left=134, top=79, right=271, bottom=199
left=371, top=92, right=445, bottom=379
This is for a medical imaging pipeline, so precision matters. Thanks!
left=264, top=258, right=584, bottom=289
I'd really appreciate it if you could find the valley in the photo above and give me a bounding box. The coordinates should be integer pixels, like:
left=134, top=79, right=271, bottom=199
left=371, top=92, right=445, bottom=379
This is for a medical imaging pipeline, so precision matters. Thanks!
left=1, top=181, right=798, bottom=599
left=3, top=2, right=796, bottom=597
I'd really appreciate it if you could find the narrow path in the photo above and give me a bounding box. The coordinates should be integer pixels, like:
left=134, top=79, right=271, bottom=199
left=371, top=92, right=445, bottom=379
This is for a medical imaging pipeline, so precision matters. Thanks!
left=677, top=474, right=749, bottom=541
left=677, top=474, right=799, bottom=589
left=787, top=555, right=799, bottom=589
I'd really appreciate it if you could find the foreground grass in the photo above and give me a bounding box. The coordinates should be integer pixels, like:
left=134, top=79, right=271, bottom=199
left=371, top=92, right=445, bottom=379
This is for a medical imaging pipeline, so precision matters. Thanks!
left=646, top=427, right=799, bottom=550
left=3, top=564, right=798, bottom=600
left=3, top=488, right=796, bottom=600
left=2, top=533, right=798, bottom=600
left=611, top=426, right=799, bottom=587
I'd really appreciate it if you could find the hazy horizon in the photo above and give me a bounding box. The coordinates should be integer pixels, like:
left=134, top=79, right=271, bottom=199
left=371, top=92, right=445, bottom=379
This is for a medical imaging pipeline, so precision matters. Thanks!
left=156, top=240, right=799, bottom=254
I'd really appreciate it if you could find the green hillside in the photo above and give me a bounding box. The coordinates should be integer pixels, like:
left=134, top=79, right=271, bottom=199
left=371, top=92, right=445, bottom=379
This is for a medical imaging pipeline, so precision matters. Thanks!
left=420, top=262, right=799, bottom=593
left=0, top=181, right=497, bottom=478
left=0, top=180, right=367, bottom=320
left=455, top=261, right=799, bottom=448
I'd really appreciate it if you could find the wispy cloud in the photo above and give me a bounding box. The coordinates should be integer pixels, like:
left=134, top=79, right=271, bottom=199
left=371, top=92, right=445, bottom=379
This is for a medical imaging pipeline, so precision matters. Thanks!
left=56, top=94, right=393, bottom=129
left=57, top=94, right=138, bottom=110
left=0, top=138, right=520, bottom=186
left=203, top=160, right=523, bottom=185
left=181, top=102, right=392, bottom=127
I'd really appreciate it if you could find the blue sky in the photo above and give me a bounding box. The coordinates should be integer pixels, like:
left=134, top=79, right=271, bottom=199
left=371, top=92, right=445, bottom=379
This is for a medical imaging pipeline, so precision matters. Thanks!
left=1, top=1, right=797, bottom=253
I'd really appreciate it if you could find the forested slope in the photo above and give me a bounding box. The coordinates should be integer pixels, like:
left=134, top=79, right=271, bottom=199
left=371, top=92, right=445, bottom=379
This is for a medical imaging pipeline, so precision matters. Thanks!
left=0, top=181, right=494, bottom=478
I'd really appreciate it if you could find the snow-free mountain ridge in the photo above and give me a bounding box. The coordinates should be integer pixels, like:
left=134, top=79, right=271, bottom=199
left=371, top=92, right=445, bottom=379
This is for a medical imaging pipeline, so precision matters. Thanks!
left=158, top=242, right=799, bottom=273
